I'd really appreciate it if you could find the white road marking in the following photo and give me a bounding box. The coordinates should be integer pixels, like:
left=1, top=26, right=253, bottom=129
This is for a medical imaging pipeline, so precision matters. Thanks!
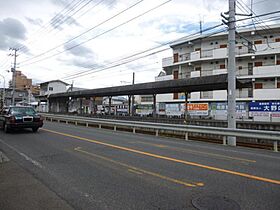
left=0, top=138, right=43, bottom=169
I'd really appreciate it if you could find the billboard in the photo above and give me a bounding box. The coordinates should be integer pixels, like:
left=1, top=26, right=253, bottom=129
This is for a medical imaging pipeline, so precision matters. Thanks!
left=249, top=102, right=280, bottom=112
left=187, top=103, right=209, bottom=116
left=249, top=102, right=280, bottom=117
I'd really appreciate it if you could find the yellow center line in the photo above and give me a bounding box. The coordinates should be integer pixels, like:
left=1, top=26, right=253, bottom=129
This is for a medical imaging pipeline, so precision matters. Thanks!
left=132, top=141, right=168, bottom=148
left=42, top=128, right=280, bottom=185
left=129, top=141, right=256, bottom=163
left=74, top=147, right=199, bottom=187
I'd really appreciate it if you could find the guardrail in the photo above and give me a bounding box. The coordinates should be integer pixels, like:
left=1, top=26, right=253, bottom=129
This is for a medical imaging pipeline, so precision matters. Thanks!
left=41, top=113, right=280, bottom=152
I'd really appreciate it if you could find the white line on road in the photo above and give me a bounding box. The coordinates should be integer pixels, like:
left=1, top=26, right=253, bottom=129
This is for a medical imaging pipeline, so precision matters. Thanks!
left=0, top=139, right=43, bottom=169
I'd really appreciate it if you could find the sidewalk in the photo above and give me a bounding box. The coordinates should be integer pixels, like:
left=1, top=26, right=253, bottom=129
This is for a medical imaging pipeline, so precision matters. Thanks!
left=0, top=151, right=73, bottom=210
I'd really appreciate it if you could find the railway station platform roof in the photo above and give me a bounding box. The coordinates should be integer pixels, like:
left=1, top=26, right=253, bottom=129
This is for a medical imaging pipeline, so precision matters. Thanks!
left=48, top=74, right=251, bottom=99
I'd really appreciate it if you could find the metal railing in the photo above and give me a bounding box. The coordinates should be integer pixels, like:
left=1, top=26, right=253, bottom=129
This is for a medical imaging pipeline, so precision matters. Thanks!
left=41, top=113, right=280, bottom=152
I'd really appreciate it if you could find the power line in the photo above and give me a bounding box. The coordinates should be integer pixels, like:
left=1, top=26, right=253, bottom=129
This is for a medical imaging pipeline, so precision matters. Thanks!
left=19, top=0, right=144, bottom=65
left=62, top=27, right=227, bottom=80
left=60, top=24, right=225, bottom=79
left=20, top=0, right=172, bottom=67
left=16, top=0, right=81, bottom=50
left=63, top=17, right=278, bottom=81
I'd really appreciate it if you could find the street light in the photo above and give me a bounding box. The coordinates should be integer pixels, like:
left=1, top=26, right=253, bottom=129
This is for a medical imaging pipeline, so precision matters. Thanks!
left=0, top=74, right=6, bottom=107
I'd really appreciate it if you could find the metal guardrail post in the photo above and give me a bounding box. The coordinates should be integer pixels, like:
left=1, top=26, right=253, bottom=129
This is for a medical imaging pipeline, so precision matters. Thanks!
left=274, top=141, right=278, bottom=152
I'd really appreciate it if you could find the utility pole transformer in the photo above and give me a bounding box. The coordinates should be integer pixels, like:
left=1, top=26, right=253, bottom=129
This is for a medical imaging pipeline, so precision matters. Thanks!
left=227, top=0, right=237, bottom=146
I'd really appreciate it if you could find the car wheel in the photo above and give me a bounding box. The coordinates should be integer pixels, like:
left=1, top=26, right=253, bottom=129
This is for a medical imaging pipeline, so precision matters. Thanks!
left=32, top=127, right=39, bottom=132
left=4, top=124, right=10, bottom=133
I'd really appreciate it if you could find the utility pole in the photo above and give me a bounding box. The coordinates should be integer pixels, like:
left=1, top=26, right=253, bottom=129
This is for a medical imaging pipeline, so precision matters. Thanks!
left=9, top=48, right=19, bottom=106
left=222, top=0, right=236, bottom=146
left=227, top=0, right=237, bottom=146
left=131, top=72, right=135, bottom=116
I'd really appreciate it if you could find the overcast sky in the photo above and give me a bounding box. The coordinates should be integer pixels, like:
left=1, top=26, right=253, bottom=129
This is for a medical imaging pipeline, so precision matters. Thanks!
left=0, top=0, right=278, bottom=89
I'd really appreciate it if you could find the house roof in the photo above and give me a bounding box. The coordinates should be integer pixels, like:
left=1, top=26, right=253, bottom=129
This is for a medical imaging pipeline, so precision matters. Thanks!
left=40, top=80, right=69, bottom=86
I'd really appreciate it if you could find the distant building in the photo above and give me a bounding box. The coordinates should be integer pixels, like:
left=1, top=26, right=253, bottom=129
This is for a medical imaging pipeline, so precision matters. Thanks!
left=39, top=80, right=69, bottom=96
left=3, top=88, right=36, bottom=107
left=14, top=71, right=32, bottom=90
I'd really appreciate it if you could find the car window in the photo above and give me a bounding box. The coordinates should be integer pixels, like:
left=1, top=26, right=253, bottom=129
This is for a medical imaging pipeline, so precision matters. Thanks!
left=10, top=107, right=36, bottom=115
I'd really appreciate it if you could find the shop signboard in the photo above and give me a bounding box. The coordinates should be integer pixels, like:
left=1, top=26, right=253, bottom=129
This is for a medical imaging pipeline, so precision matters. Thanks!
left=249, top=102, right=280, bottom=117
left=187, top=103, right=209, bottom=116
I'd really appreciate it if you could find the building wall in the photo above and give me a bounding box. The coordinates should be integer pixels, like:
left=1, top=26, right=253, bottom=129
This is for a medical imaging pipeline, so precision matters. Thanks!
left=40, top=81, right=67, bottom=95
left=160, top=25, right=280, bottom=121
left=15, top=71, right=32, bottom=90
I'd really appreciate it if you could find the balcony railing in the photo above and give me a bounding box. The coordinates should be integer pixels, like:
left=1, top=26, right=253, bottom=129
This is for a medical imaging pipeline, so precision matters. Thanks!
left=253, top=64, right=280, bottom=77
left=162, top=41, right=280, bottom=68
left=254, top=89, right=280, bottom=100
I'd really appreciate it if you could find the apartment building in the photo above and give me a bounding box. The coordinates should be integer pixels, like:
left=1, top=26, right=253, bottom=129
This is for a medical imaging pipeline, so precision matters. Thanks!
left=158, top=24, right=280, bottom=121
left=14, top=71, right=32, bottom=90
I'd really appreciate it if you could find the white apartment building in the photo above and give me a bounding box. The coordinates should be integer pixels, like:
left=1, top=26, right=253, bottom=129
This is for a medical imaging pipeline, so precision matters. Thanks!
left=158, top=24, right=280, bottom=121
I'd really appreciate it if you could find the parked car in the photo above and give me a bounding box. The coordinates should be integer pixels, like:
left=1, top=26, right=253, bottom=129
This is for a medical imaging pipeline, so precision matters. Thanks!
left=0, top=106, right=44, bottom=133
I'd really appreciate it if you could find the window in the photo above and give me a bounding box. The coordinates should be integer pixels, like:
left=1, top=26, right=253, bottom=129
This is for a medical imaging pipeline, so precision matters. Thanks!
left=277, top=60, right=280, bottom=65
left=220, top=64, right=226, bottom=69
left=220, top=44, right=227, bottom=48
left=255, top=83, right=263, bottom=89
left=173, top=53, right=179, bottom=63
left=173, top=93, right=178, bottom=99
left=195, top=48, right=201, bottom=51
left=238, top=66, right=243, bottom=70
left=195, top=66, right=201, bottom=71
left=254, top=40, right=263, bottom=45
left=49, top=87, right=54, bottom=91
left=277, top=82, right=280, bottom=88
left=238, top=46, right=242, bottom=49
left=275, top=38, right=280, bottom=42
left=254, top=61, right=263, bottom=67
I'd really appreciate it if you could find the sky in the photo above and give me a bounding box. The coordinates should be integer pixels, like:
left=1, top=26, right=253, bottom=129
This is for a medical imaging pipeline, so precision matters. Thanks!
left=0, top=0, right=278, bottom=89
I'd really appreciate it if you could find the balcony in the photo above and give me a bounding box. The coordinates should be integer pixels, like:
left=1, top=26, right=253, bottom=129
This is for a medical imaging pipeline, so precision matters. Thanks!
left=155, top=74, right=173, bottom=82
left=213, top=48, right=227, bottom=59
left=255, top=42, right=280, bottom=55
left=190, top=71, right=201, bottom=78
left=254, top=89, right=280, bottom=100
left=253, top=64, right=280, bottom=77
left=162, top=57, right=173, bottom=68
left=212, top=69, right=227, bottom=75
left=190, top=51, right=200, bottom=60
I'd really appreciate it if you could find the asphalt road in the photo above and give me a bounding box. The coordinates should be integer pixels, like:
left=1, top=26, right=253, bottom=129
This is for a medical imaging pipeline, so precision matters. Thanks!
left=0, top=121, right=280, bottom=210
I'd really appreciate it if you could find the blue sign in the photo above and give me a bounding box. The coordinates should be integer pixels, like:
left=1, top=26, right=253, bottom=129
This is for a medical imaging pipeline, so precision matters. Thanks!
left=249, top=102, right=280, bottom=112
